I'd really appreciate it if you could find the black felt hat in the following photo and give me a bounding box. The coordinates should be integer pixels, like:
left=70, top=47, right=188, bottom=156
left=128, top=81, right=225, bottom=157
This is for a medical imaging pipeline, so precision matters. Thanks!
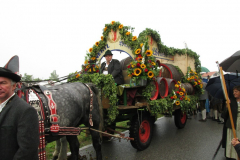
left=103, top=50, right=113, bottom=57
left=0, top=67, right=21, bottom=82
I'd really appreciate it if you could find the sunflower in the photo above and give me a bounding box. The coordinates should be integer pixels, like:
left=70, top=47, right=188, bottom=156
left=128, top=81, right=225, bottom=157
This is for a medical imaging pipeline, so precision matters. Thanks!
left=137, top=57, right=142, bottom=62
left=119, top=24, right=123, bottom=29
left=140, top=64, right=146, bottom=69
left=194, top=81, right=198, bottom=85
left=134, top=68, right=142, bottom=76
left=126, top=32, right=130, bottom=36
left=75, top=74, right=80, bottom=78
left=175, top=84, right=179, bottom=88
left=86, top=65, right=90, bottom=68
left=135, top=49, right=141, bottom=54
left=140, top=43, right=143, bottom=48
left=84, top=60, right=88, bottom=64
left=151, top=62, right=156, bottom=66
left=104, top=27, right=107, bottom=32
left=111, top=21, right=115, bottom=25
left=145, top=50, right=153, bottom=57
left=128, top=74, right=132, bottom=77
left=101, top=36, right=104, bottom=41
left=173, top=95, right=177, bottom=99
left=95, top=41, right=99, bottom=47
left=89, top=48, right=93, bottom=53
left=147, top=71, right=154, bottom=78
left=88, top=69, right=92, bottom=72
left=175, top=101, right=180, bottom=105
left=179, top=92, right=184, bottom=96
left=91, top=57, right=96, bottom=61
left=132, top=36, right=137, bottom=41
left=182, top=88, right=186, bottom=92
left=187, top=78, right=191, bottom=81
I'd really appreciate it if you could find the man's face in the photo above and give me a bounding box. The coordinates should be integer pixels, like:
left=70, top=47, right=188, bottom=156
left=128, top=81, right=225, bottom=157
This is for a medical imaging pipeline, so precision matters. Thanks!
left=0, top=77, right=16, bottom=103
left=105, top=55, right=112, bottom=63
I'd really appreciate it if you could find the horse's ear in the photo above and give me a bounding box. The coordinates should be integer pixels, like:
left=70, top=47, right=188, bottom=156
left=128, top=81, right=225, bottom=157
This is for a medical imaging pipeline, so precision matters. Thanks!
left=4, top=55, right=19, bottom=74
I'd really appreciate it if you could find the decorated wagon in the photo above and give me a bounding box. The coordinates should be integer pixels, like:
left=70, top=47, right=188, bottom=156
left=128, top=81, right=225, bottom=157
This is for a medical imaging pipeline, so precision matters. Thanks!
left=71, top=21, right=203, bottom=151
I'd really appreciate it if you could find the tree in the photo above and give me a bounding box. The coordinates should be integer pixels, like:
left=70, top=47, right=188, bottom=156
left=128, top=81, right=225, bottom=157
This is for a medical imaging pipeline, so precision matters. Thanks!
left=21, top=73, right=34, bottom=81
left=49, top=70, right=59, bottom=81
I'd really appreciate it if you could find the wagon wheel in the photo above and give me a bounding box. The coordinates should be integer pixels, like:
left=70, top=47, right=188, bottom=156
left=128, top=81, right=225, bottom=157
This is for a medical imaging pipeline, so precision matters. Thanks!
left=174, top=109, right=187, bottom=129
left=129, top=113, right=153, bottom=151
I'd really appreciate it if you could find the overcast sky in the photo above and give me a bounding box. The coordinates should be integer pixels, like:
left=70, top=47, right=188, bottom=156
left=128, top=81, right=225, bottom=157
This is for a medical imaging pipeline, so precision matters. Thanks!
left=0, top=0, right=239, bottom=79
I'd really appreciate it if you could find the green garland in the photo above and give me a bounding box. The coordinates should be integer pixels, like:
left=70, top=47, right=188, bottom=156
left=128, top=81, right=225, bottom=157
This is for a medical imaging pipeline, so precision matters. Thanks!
left=138, top=28, right=201, bottom=73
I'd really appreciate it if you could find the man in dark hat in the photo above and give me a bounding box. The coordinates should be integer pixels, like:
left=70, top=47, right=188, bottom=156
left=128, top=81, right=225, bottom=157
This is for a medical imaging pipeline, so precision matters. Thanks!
left=100, top=50, right=124, bottom=85
left=0, top=67, right=39, bottom=160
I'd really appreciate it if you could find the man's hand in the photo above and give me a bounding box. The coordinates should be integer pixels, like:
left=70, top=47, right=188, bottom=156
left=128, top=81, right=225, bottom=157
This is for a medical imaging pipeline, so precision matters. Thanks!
left=231, top=138, right=240, bottom=147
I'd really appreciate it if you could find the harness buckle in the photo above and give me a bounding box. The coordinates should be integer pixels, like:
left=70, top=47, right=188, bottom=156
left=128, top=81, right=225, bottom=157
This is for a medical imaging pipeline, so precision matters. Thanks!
left=50, top=114, right=60, bottom=124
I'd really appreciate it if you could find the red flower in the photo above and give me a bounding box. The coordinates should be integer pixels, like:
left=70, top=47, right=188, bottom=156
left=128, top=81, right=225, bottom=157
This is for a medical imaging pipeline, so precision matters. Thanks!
left=198, top=83, right=200, bottom=85
left=180, top=97, right=183, bottom=100
left=138, top=54, right=142, bottom=58
left=127, top=65, right=131, bottom=68
left=84, top=68, right=87, bottom=71
left=137, top=63, right=141, bottom=67
left=144, top=68, right=148, bottom=72
left=92, top=64, right=95, bottom=67
left=96, top=70, right=99, bottom=73
left=149, top=60, right=152, bottom=63
left=150, top=65, right=152, bottom=68
left=170, top=96, right=173, bottom=99
left=195, top=79, right=197, bottom=81
left=179, top=88, right=182, bottom=91
left=132, top=73, right=134, bottom=75
left=176, top=91, right=179, bottom=94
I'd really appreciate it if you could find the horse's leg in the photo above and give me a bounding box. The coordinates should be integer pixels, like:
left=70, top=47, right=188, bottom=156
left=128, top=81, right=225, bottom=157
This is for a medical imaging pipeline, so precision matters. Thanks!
left=52, top=139, right=61, bottom=160
left=66, top=135, right=79, bottom=160
left=58, top=136, right=68, bottom=160
left=90, top=130, right=102, bottom=160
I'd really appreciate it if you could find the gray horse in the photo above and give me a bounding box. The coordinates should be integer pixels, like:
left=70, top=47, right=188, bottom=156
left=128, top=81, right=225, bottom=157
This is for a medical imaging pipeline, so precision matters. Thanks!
left=25, top=82, right=103, bottom=160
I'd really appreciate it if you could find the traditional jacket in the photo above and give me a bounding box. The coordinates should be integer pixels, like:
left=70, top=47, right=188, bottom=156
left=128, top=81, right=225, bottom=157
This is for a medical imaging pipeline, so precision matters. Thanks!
left=0, top=95, right=39, bottom=160
left=101, top=59, right=124, bottom=85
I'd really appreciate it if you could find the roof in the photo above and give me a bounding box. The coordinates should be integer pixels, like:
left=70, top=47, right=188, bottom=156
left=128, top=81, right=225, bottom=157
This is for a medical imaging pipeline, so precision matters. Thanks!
left=201, top=71, right=217, bottom=77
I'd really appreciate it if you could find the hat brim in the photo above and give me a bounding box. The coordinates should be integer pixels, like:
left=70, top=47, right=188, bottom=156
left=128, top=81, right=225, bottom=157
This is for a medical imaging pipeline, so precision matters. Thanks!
left=103, top=53, right=113, bottom=57
left=0, top=71, right=21, bottom=82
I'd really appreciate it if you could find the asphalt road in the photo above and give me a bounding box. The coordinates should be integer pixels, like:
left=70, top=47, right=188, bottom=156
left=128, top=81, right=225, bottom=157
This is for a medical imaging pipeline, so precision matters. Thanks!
left=78, top=113, right=227, bottom=160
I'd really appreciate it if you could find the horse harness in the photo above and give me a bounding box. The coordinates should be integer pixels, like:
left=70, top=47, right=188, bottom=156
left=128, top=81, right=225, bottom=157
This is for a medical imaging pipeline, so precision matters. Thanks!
left=24, top=83, right=94, bottom=160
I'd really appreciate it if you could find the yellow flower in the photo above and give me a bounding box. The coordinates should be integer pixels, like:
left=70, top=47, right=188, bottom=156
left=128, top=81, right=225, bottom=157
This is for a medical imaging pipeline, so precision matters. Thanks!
left=147, top=71, right=154, bottom=78
left=195, top=75, right=198, bottom=78
left=84, top=60, right=88, bottom=64
left=200, top=84, right=203, bottom=88
left=182, top=88, right=186, bottom=92
left=173, top=95, right=177, bottom=99
left=175, top=84, right=179, bottom=88
left=89, top=48, right=93, bottom=53
left=88, top=69, right=91, bottom=72
left=86, top=65, right=90, bottom=68
left=95, top=41, right=99, bottom=46
left=135, top=49, right=141, bottom=55
left=187, top=78, right=191, bottom=81
left=185, top=96, right=188, bottom=100
left=132, top=36, right=137, bottom=41
left=137, top=57, right=142, bottom=62
left=119, top=24, right=123, bottom=29
left=194, top=82, right=198, bottom=85
left=179, top=92, right=184, bottom=96
left=191, top=76, right=195, bottom=79
left=194, top=72, right=197, bottom=75
left=96, top=65, right=99, bottom=68
left=76, top=74, right=80, bottom=78
left=91, top=57, right=96, bottom=61
left=93, top=67, right=96, bottom=71
left=177, top=81, right=181, bottom=84
left=175, top=101, right=180, bottom=105
left=101, top=36, right=104, bottom=41
left=188, top=98, right=190, bottom=102
left=151, top=62, right=156, bottom=66
left=126, top=32, right=130, bottom=36
left=131, top=64, right=135, bottom=68
left=128, top=74, right=132, bottom=77
left=140, top=43, right=143, bottom=48
left=104, top=26, right=107, bottom=32
left=145, top=50, right=153, bottom=57
left=140, top=64, right=146, bottom=69
left=111, top=21, right=115, bottom=25
left=134, top=68, right=142, bottom=76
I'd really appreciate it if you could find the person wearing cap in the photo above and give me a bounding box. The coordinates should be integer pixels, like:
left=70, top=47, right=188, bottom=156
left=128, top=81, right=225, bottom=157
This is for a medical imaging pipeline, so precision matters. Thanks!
left=100, top=50, right=124, bottom=85
left=0, top=67, right=39, bottom=160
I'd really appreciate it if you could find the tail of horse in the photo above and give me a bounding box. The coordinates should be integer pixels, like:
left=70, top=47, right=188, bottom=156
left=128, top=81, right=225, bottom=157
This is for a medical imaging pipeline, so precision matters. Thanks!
left=87, top=83, right=103, bottom=138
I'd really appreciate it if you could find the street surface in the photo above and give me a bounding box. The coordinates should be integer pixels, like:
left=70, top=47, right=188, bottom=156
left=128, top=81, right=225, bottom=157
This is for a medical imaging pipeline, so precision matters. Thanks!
left=78, top=113, right=226, bottom=160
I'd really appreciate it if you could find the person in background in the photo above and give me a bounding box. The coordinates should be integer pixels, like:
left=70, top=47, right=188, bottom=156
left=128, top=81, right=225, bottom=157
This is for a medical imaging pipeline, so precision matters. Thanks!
left=100, top=50, right=124, bottom=85
left=0, top=67, right=39, bottom=160
left=198, top=82, right=208, bottom=122
left=222, top=85, right=240, bottom=160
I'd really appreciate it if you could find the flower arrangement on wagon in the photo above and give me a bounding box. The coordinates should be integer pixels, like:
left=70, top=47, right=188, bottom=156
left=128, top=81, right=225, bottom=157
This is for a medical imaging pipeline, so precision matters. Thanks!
left=182, top=67, right=204, bottom=96
left=126, top=43, right=159, bottom=85
left=168, top=81, right=191, bottom=112
left=81, top=56, right=100, bottom=74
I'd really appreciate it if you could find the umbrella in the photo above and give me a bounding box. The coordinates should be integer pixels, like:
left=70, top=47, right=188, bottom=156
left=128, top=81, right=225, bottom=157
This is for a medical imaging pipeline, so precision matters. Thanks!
left=205, top=74, right=240, bottom=100
left=220, top=50, right=240, bottom=72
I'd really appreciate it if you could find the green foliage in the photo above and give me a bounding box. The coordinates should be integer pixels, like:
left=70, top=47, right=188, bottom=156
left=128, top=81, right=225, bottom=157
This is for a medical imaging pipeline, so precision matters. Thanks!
left=49, top=70, right=59, bottom=81
left=21, top=73, right=34, bottom=81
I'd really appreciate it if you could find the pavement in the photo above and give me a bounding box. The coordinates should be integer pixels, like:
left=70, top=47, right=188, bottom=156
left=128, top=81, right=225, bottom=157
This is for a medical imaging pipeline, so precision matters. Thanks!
left=77, top=113, right=227, bottom=160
